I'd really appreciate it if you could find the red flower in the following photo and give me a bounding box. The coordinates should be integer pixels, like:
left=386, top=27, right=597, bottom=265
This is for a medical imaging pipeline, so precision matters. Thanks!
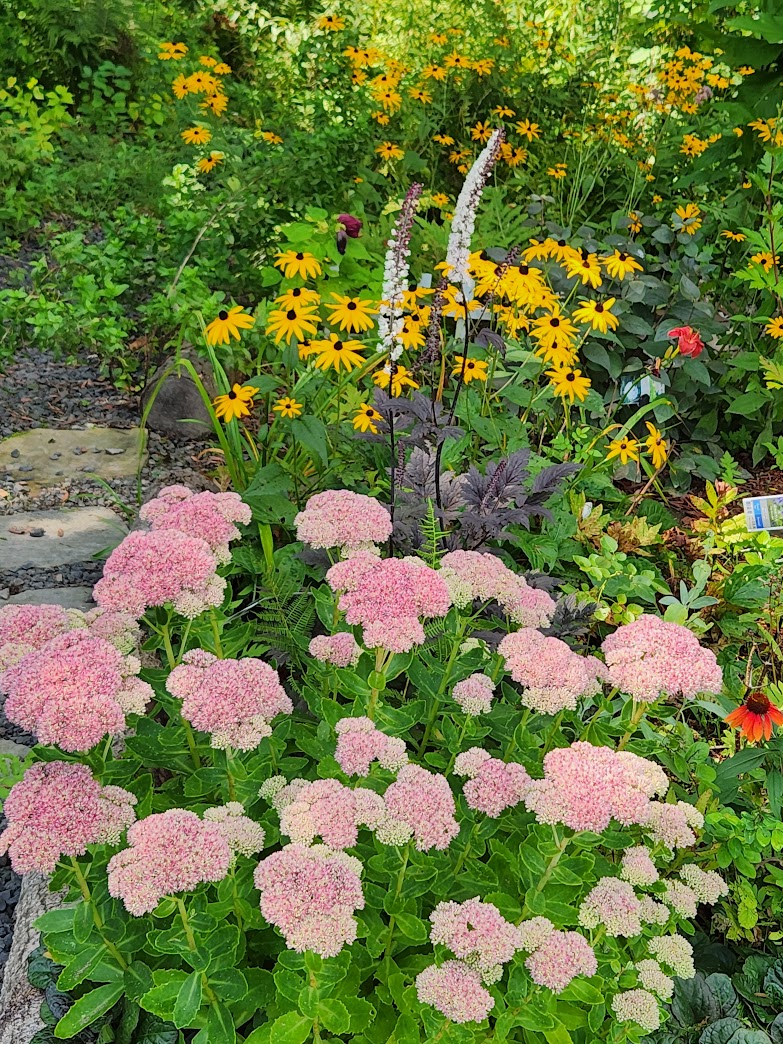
left=337, top=213, right=362, bottom=238
left=725, top=691, right=783, bottom=742
left=668, top=325, right=704, bottom=358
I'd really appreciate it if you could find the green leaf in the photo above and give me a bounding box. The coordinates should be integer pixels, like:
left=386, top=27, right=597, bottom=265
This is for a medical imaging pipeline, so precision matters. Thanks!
left=173, top=971, right=203, bottom=1028
left=317, top=1000, right=350, bottom=1035
left=57, top=944, right=107, bottom=991
left=207, top=1001, right=237, bottom=1044
left=290, top=416, right=329, bottom=468
left=35, top=908, right=76, bottom=935
left=54, top=983, right=124, bottom=1038
left=124, top=961, right=154, bottom=1003
left=269, top=1011, right=312, bottom=1044
left=727, top=390, right=770, bottom=415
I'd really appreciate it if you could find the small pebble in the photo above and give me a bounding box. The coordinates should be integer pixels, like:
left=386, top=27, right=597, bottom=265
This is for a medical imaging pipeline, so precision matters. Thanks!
left=29, top=528, right=45, bottom=537
left=105, top=448, right=125, bottom=455
left=18, top=465, right=33, bottom=473
left=9, top=449, right=19, bottom=459
left=50, top=453, right=61, bottom=460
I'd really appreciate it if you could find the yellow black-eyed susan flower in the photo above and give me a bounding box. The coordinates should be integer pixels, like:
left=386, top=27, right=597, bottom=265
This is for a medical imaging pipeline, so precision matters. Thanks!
left=274, top=251, right=322, bottom=280
left=181, top=125, right=212, bottom=146
left=197, top=151, right=224, bottom=173
left=452, top=356, right=488, bottom=383
left=273, top=396, right=303, bottom=419
left=353, top=403, right=383, bottom=433
left=376, top=141, right=404, bottom=161
left=546, top=366, right=591, bottom=404
left=572, top=298, right=619, bottom=333
left=206, top=305, right=255, bottom=346
left=606, top=436, right=640, bottom=465
left=266, top=304, right=320, bottom=345
left=213, top=383, right=259, bottom=422
left=327, top=295, right=377, bottom=333
left=644, top=423, right=668, bottom=469
left=373, top=364, right=419, bottom=396
left=601, top=250, right=642, bottom=280
left=312, top=334, right=366, bottom=373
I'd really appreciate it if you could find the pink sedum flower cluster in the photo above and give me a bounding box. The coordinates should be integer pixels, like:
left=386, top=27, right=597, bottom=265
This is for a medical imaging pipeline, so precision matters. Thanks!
left=167, top=649, right=292, bottom=750
left=439, top=550, right=555, bottom=626
left=429, top=897, right=521, bottom=977
left=107, top=809, right=232, bottom=915
left=327, top=553, right=450, bottom=653
left=648, top=934, right=695, bottom=978
left=454, top=748, right=531, bottom=818
left=578, top=877, right=643, bottom=937
left=295, top=490, right=393, bottom=552
left=254, top=843, right=364, bottom=957
left=0, top=761, right=136, bottom=874
left=451, top=674, right=495, bottom=716
left=309, top=632, right=362, bottom=668
left=601, top=615, right=723, bottom=703
left=415, top=960, right=494, bottom=1024
left=679, top=863, right=728, bottom=904
left=93, top=529, right=226, bottom=619
left=203, top=803, right=266, bottom=857
left=645, top=800, right=703, bottom=850
left=378, top=763, right=460, bottom=850
left=498, top=628, right=606, bottom=714
left=1, top=630, right=152, bottom=752
left=333, top=716, right=408, bottom=776
left=621, top=846, right=659, bottom=886
left=523, top=742, right=669, bottom=834
left=272, top=777, right=384, bottom=849
left=635, top=958, right=674, bottom=1000
left=139, top=485, right=250, bottom=564
left=523, top=927, right=598, bottom=994
left=0, top=603, right=75, bottom=670
left=611, top=988, right=661, bottom=1032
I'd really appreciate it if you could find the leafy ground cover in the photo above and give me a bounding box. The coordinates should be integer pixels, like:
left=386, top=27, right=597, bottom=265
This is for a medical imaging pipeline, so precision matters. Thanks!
left=2, top=1, right=783, bottom=1043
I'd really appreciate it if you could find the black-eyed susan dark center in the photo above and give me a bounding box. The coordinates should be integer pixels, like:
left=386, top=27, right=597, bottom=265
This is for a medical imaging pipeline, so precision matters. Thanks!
left=219, top=310, right=228, bottom=320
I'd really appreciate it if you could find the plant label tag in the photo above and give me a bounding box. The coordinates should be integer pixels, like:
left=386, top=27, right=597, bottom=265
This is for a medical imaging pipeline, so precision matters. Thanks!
left=743, top=494, right=783, bottom=531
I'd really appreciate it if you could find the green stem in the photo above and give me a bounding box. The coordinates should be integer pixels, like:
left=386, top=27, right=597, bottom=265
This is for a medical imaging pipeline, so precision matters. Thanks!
left=418, top=619, right=466, bottom=755
left=210, top=610, right=224, bottom=658
left=160, top=621, right=177, bottom=670
left=367, top=647, right=387, bottom=721
left=542, top=710, right=564, bottom=755
left=183, top=720, right=202, bottom=768
left=534, top=831, right=571, bottom=895
left=454, top=820, right=480, bottom=874
left=617, top=701, right=646, bottom=750
left=176, top=897, right=218, bottom=1004
left=384, top=842, right=411, bottom=959
left=68, top=857, right=128, bottom=969
left=446, top=717, right=469, bottom=775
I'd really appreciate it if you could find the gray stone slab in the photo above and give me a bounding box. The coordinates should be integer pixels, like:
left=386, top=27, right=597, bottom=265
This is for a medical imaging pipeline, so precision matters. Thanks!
left=0, top=426, right=146, bottom=489
left=5, top=585, right=95, bottom=609
left=0, top=738, right=32, bottom=759
left=0, top=508, right=127, bottom=570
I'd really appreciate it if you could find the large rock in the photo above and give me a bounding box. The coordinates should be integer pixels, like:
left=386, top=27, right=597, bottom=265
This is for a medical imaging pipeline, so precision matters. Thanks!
left=0, top=875, right=66, bottom=1044
left=4, top=586, right=94, bottom=610
left=141, top=354, right=215, bottom=438
left=0, top=427, right=145, bottom=491
left=0, top=507, right=127, bottom=571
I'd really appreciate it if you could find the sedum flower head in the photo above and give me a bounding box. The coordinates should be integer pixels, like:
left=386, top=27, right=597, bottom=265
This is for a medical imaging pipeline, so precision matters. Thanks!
left=275, top=777, right=383, bottom=849
left=107, top=809, right=232, bottom=915
left=454, top=749, right=531, bottom=818
left=440, top=550, right=554, bottom=627
left=517, top=916, right=556, bottom=952
left=645, top=801, right=702, bottom=850
left=94, top=529, right=225, bottom=619
left=416, top=960, right=494, bottom=1024
left=663, top=880, right=698, bottom=918
left=525, top=929, right=597, bottom=993
left=498, top=628, right=606, bottom=715
left=648, top=934, right=695, bottom=978
left=0, top=603, right=75, bottom=670
left=309, top=632, right=362, bottom=668
left=1, top=630, right=152, bottom=752
left=601, top=614, right=723, bottom=702
left=429, top=897, right=521, bottom=973
left=523, top=741, right=660, bottom=834
left=452, top=673, right=495, bottom=716
left=327, top=553, right=450, bottom=653
left=167, top=649, right=292, bottom=750
left=254, top=843, right=364, bottom=957
left=578, top=877, right=643, bottom=937
left=295, top=490, right=392, bottom=552
left=636, top=959, right=674, bottom=1000
left=203, top=802, right=266, bottom=857
left=379, top=763, right=459, bottom=851
left=678, top=863, right=728, bottom=904
left=621, top=846, right=659, bottom=886
left=334, top=716, right=408, bottom=776
left=611, top=988, right=661, bottom=1032
left=0, top=761, right=136, bottom=874
left=139, top=485, right=250, bottom=564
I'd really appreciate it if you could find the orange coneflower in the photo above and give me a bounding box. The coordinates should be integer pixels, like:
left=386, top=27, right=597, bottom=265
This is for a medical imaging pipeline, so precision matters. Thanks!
left=726, top=692, right=783, bottom=742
